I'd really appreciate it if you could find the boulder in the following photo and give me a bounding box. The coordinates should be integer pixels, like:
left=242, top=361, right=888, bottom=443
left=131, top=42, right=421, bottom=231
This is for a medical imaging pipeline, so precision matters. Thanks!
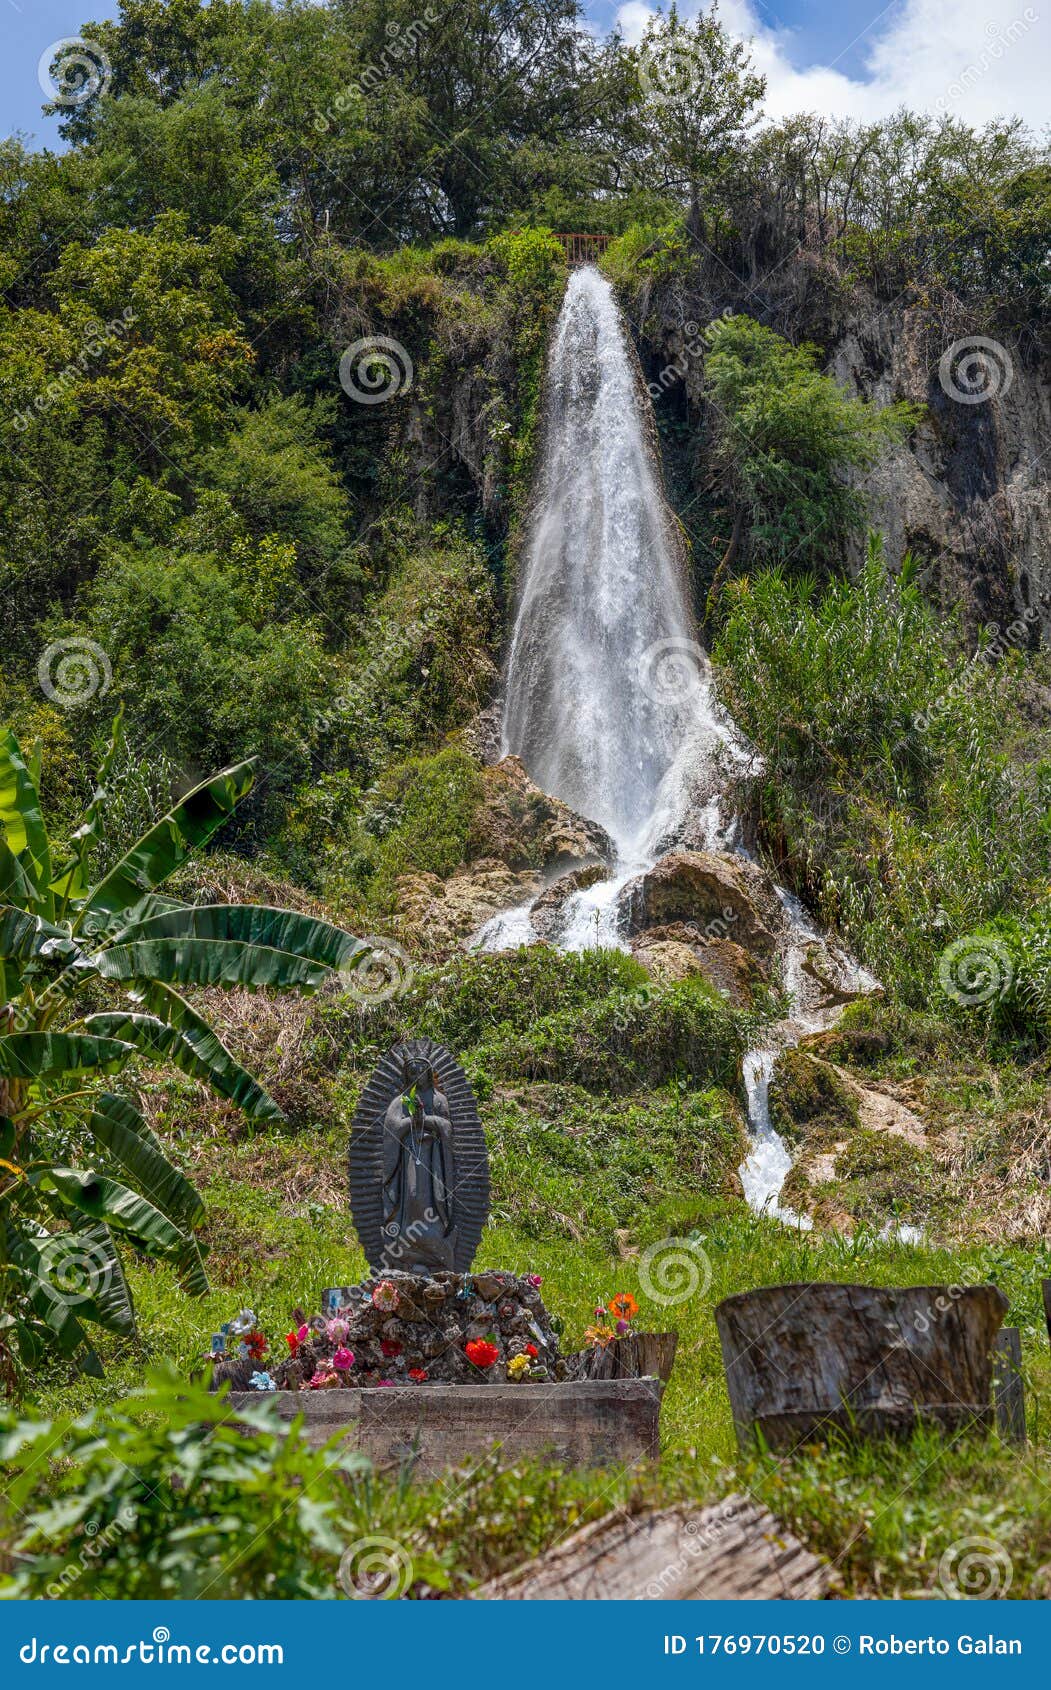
left=469, top=755, right=614, bottom=875
left=392, top=860, right=541, bottom=956
left=631, top=931, right=767, bottom=1007
left=530, top=862, right=611, bottom=941
left=625, top=850, right=780, bottom=957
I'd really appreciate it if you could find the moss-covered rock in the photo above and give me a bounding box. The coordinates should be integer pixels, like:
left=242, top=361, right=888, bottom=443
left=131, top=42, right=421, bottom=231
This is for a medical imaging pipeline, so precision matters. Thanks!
left=768, top=1047, right=860, bottom=1148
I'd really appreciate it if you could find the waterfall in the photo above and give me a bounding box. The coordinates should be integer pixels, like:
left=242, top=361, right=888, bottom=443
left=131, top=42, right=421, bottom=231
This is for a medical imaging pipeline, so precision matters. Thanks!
left=477, top=266, right=874, bottom=1228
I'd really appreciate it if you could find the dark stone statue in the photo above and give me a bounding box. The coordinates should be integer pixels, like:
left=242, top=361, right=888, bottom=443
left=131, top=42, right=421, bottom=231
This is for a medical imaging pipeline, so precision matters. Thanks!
left=349, top=1038, right=489, bottom=1276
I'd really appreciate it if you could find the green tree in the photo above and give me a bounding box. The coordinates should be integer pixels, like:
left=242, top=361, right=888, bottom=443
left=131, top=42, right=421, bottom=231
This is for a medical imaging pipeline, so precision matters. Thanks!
left=703, top=314, right=920, bottom=577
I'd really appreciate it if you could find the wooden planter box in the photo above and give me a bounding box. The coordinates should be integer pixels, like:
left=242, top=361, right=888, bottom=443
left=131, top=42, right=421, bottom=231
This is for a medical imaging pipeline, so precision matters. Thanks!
left=715, top=1281, right=1009, bottom=1452
left=226, top=1378, right=663, bottom=1474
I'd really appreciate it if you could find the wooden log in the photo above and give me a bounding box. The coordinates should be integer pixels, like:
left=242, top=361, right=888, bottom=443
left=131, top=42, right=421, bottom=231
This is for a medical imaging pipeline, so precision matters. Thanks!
left=475, top=1495, right=828, bottom=1600
left=992, top=1327, right=1026, bottom=1445
left=715, top=1282, right=1009, bottom=1452
left=573, top=1330, right=678, bottom=1383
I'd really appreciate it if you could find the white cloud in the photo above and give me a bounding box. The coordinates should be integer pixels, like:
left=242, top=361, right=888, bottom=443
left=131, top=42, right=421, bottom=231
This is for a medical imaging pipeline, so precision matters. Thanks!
left=614, top=0, right=1049, bottom=131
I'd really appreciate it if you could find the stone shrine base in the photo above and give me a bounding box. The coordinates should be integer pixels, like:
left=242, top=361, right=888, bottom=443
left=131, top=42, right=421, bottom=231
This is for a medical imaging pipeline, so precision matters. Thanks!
left=226, top=1378, right=663, bottom=1473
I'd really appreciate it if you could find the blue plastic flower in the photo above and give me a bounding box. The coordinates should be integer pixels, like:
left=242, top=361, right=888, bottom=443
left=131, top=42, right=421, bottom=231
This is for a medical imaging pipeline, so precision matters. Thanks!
left=249, top=1371, right=276, bottom=1392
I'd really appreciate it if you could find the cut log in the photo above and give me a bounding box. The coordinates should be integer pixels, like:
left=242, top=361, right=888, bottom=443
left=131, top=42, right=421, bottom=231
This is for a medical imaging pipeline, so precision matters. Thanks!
left=992, top=1327, right=1026, bottom=1445
left=715, top=1282, right=1009, bottom=1452
left=475, top=1495, right=828, bottom=1600
left=571, top=1330, right=678, bottom=1383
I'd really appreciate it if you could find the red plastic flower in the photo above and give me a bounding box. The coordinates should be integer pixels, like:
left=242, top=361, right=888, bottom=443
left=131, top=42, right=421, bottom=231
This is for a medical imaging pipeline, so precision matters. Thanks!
left=380, top=1338, right=402, bottom=1358
left=465, top=1337, right=500, bottom=1369
left=285, top=1323, right=308, bottom=1355
left=525, top=1343, right=538, bottom=1359
left=408, top=1368, right=428, bottom=1383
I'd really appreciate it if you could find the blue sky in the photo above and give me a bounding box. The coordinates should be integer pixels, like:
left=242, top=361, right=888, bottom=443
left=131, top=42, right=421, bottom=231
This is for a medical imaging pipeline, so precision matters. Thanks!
left=3, top=0, right=1046, bottom=150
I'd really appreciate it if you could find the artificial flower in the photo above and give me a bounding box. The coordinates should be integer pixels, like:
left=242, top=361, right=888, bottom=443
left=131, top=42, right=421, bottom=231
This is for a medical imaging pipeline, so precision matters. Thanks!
left=584, top=1324, right=616, bottom=1349
left=380, top=1338, right=402, bottom=1358
left=506, top=1354, right=530, bottom=1381
left=408, top=1368, right=428, bottom=1383
left=307, top=1368, right=338, bottom=1390
left=615, top=1319, right=630, bottom=1335
left=525, top=1343, right=538, bottom=1359
left=377, top=1379, right=395, bottom=1387
left=245, top=1331, right=267, bottom=1360
left=526, top=1274, right=542, bottom=1288
left=371, top=1280, right=400, bottom=1313
left=285, top=1323, right=309, bottom=1355
left=228, top=1308, right=258, bottom=1337
left=609, top=1292, right=639, bottom=1322
left=332, top=1347, right=355, bottom=1371
left=465, top=1337, right=500, bottom=1369
left=325, top=1317, right=349, bottom=1345
left=249, top=1371, right=276, bottom=1392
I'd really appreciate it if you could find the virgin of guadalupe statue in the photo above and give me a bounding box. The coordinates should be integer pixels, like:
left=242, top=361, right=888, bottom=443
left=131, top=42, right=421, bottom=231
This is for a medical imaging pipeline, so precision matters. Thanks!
left=381, top=1052, right=457, bottom=1272
left=349, top=1038, right=489, bottom=1276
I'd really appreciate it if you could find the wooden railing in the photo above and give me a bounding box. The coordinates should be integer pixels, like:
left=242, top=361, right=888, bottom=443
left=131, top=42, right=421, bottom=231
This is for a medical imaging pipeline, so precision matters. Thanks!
left=555, top=232, right=613, bottom=267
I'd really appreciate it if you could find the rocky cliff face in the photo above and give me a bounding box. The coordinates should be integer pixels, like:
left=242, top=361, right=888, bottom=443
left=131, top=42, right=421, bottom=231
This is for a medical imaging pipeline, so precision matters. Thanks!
left=626, top=263, right=1050, bottom=641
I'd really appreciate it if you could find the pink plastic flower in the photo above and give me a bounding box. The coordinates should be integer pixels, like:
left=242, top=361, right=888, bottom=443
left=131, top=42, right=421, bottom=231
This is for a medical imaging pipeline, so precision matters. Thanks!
left=332, top=1347, right=355, bottom=1371
left=371, top=1280, right=399, bottom=1313
left=377, top=1379, right=395, bottom=1387
left=307, top=1368, right=338, bottom=1390
left=527, top=1275, right=542, bottom=1288
left=325, top=1318, right=349, bottom=1345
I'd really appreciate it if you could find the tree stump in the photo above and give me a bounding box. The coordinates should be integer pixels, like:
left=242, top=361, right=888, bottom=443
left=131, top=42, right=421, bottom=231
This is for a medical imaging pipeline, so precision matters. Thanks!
left=992, top=1327, right=1026, bottom=1445
left=475, top=1496, right=828, bottom=1600
left=715, top=1282, right=1009, bottom=1452
left=570, top=1331, right=678, bottom=1383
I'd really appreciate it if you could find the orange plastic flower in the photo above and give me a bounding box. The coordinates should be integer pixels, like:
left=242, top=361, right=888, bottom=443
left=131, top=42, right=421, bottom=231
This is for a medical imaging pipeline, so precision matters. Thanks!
left=610, top=1292, right=638, bottom=1321
left=584, top=1324, right=616, bottom=1349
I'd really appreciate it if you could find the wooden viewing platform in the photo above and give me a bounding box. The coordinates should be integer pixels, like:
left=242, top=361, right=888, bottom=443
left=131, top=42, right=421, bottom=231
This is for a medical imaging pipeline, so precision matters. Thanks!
left=556, top=232, right=612, bottom=267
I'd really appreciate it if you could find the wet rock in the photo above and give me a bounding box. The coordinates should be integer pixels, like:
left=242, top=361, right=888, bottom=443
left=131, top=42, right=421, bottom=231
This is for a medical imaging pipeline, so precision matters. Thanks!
left=530, top=862, right=612, bottom=940
left=625, top=849, right=781, bottom=957
left=470, top=756, right=615, bottom=874
left=631, top=928, right=768, bottom=1006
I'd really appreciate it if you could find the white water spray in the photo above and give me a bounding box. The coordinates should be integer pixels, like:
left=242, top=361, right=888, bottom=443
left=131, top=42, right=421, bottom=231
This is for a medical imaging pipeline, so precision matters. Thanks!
left=478, top=267, right=874, bottom=1225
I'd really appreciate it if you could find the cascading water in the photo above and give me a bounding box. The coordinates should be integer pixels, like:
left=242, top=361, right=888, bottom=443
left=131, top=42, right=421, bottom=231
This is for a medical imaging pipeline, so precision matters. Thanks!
left=477, top=267, right=874, bottom=1225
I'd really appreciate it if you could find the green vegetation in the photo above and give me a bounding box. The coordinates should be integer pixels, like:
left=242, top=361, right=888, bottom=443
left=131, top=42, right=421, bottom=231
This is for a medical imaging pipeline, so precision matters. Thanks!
left=0, top=720, right=360, bottom=1393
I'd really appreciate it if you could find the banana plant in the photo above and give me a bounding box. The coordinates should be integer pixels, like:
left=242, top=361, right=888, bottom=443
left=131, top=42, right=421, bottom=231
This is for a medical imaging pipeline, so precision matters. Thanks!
left=0, top=718, right=364, bottom=1391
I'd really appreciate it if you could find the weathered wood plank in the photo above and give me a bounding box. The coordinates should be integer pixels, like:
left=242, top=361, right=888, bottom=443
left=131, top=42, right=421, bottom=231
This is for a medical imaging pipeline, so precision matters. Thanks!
left=225, top=1379, right=663, bottom=1473
left=715, top=1282, right=1008, bottom=1452
left=992, top=1327, right=1027, bottom=1445
left=475, top=1496, right=828, bottom=1600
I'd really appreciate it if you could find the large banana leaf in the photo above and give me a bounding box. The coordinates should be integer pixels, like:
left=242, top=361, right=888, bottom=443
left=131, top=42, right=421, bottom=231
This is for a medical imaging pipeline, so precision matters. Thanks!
left=95, top=938, right=335, bottom=992
left=0, top=837, right=38, bottom=908
left=0, top=906, right=79, bottom=968
left=83, top=1089, right=204, bottom=1231
left=0, top=731, right=51, bottom=907
left=30, top=1165, right=200, bottom=1265
left=7, top=1216, right=135, bottom=1339
left=78, top=759, right=256, bottom=929
left=0, top=1032, right=133, bottom=1080
left=137, top=981, right=282, bottom=1121
left=113, top=904, right=365, bottom=973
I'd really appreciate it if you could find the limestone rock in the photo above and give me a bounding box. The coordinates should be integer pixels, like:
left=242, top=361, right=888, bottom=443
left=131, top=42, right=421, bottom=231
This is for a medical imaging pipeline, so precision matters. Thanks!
left=391, top=860, right=541, bottom=955
left=530, top=862, right=611, bottom=940
left=469, top=755, right=615, bottom=874
left=631, top=925, right=767, bottom=1006
left=625, top=849, right=780, bottom=957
